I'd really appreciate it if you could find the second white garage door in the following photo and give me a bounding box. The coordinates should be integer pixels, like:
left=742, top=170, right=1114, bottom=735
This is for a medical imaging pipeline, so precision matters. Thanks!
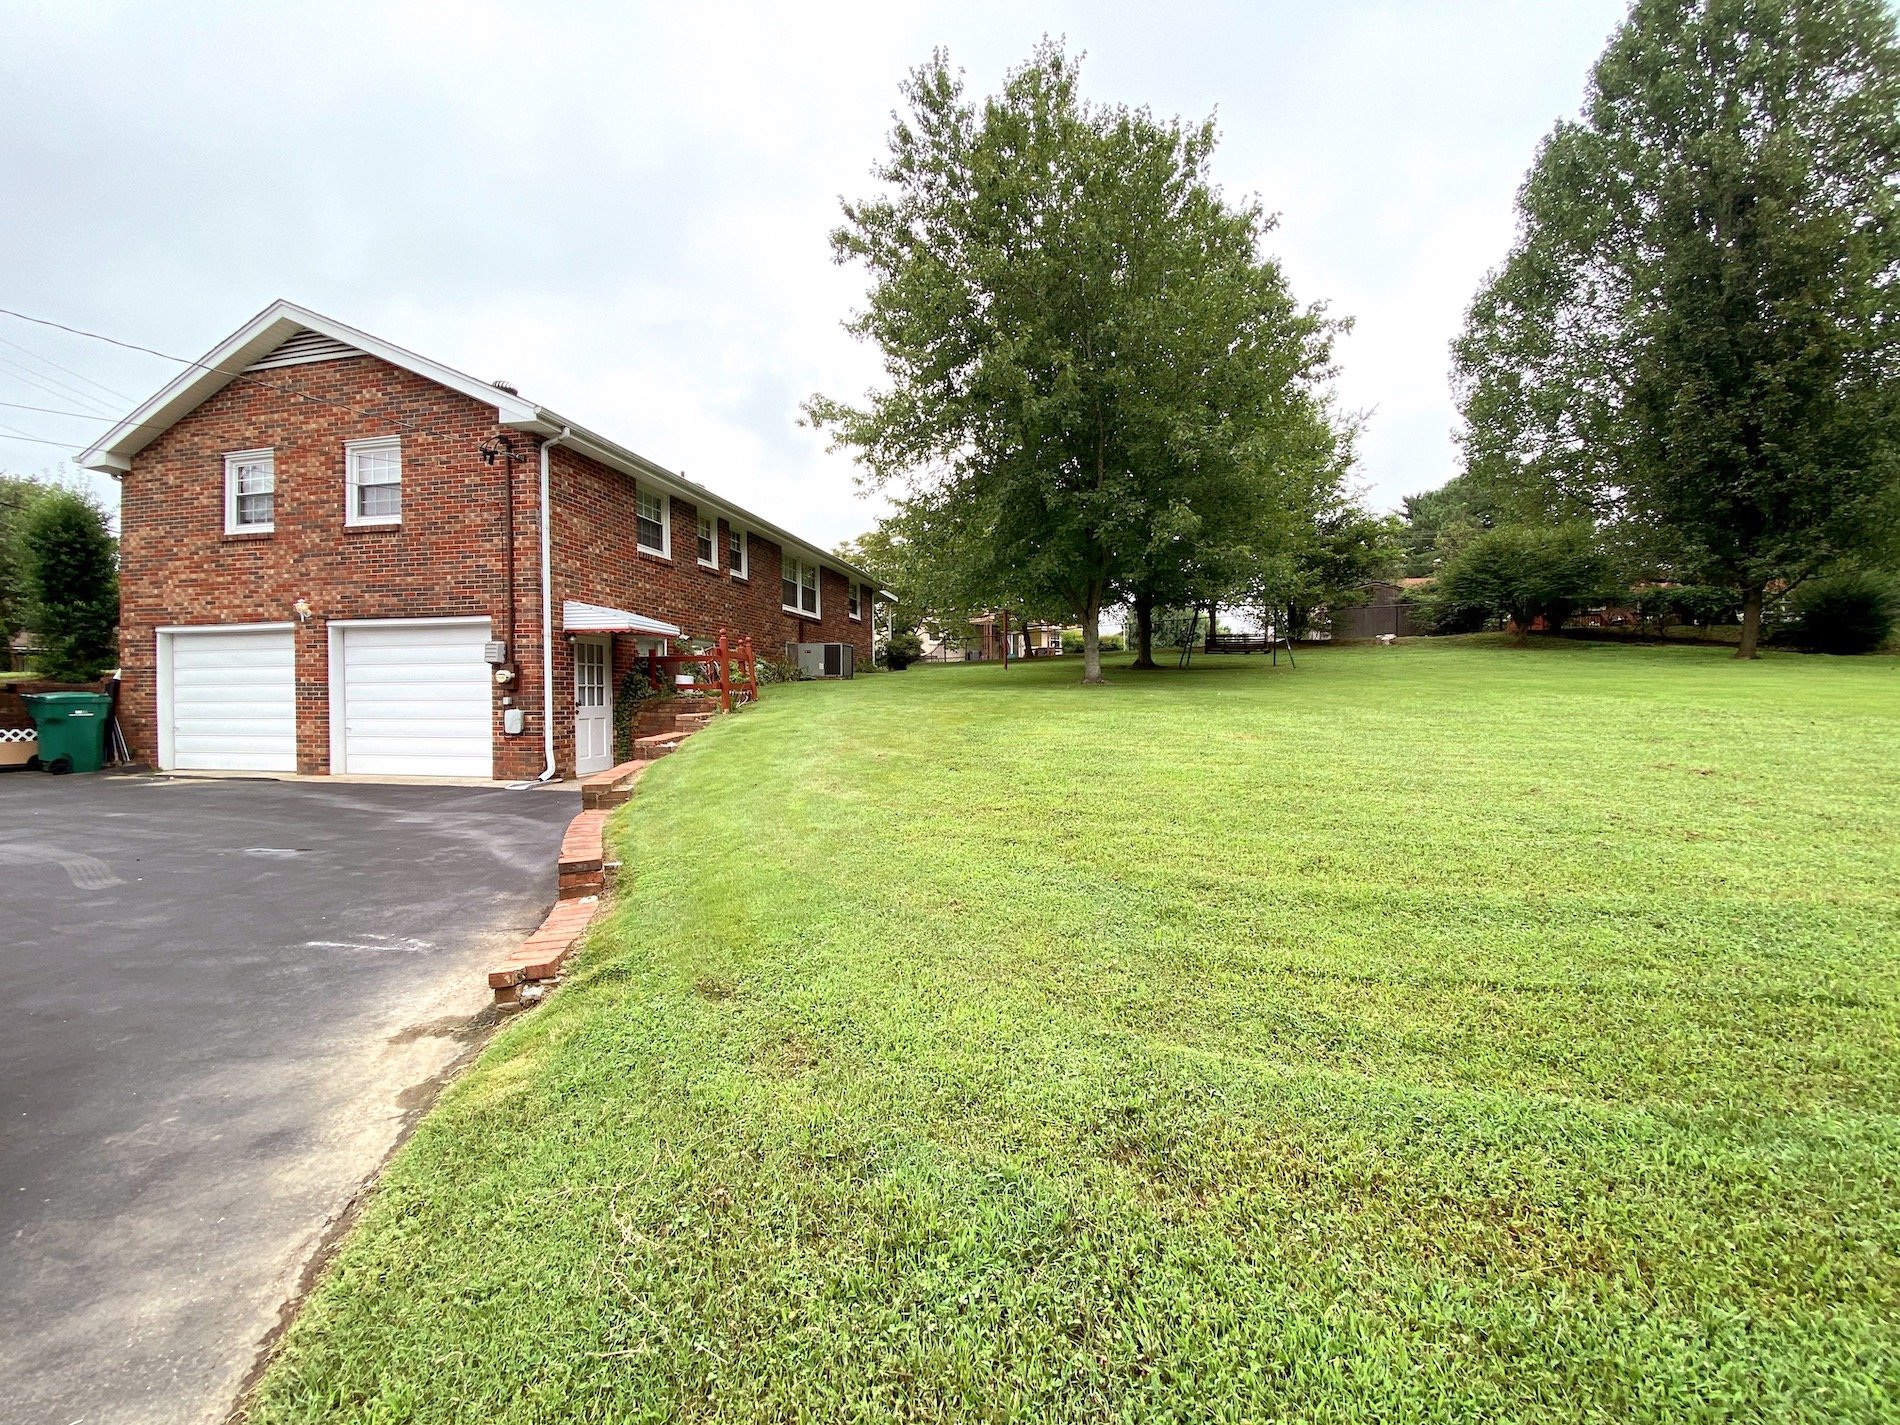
left=332, top=619, right=494, bottom=779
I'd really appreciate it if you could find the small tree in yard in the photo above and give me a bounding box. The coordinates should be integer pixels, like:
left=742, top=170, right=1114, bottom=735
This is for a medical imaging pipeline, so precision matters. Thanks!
left=21, top=487, right=118, bottom=681
left=1434, top=524, right=1612, bottom=639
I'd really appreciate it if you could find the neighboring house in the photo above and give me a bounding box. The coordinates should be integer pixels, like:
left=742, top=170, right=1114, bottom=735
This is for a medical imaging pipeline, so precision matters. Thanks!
left=7, top=631, right=33, bottom=673
left=965, top=612, right=1065, bottom=660
left=77, top=300, right=882, bottom=781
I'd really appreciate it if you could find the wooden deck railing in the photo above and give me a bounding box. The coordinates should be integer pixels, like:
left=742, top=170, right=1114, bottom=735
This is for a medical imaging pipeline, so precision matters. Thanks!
left=636, top=632, right=758, bottom=712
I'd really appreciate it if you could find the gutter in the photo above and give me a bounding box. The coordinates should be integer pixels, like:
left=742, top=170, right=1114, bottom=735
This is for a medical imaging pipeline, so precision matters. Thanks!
left=537, top=427, right=570, bottom=783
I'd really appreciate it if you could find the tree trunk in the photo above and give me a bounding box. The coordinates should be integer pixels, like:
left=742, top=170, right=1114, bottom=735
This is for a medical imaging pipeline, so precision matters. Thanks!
left=1736, top=584, right=1765, bottom=660
left=1082, top=588, right=1105, bottom=684
left=1130, top=592, right=1157, bottom=669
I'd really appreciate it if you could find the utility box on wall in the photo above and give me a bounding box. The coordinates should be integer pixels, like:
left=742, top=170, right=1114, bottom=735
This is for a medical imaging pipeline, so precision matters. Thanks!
left=788, top=642, right=856, bottom=679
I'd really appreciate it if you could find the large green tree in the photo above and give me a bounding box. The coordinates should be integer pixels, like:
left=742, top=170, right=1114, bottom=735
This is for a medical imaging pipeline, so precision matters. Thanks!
left=808, top=42, right=1341, bottom=683
left=1455, top=0, right=1900, bottom=657
left=20, top=486, right=118, bottom=681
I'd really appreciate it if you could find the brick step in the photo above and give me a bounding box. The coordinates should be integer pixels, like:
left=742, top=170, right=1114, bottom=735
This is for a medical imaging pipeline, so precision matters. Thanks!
left=633, top=730, right=688, bottom=760
left=580, top=758, right=648, bottom=810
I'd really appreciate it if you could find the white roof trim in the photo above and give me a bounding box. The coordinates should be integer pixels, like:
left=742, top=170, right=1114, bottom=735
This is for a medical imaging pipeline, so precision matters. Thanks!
left=562, top=601, right=682, bottom=637
left=75, top=298, right=879, bottom=587
left=76, top=299, right=539, bottom=473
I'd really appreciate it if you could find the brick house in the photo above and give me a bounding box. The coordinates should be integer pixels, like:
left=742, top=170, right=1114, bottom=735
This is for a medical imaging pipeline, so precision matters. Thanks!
left=78, top=300, right=882, bottom=781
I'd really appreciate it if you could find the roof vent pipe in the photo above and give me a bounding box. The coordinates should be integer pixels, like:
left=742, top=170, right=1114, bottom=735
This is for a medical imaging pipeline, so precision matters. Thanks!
left=492, top=379, right=518, bottom=394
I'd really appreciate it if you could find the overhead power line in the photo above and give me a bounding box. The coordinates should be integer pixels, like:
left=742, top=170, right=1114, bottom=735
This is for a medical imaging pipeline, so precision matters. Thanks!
left=0, top=353, right=120, bottom=416
left=0, top=425, right=83, bottom=451
left=0, top=397, right=189, bottom=429
left=0, top=305, right=426, bottom=434
left=0, top=330, right=132, bottom=403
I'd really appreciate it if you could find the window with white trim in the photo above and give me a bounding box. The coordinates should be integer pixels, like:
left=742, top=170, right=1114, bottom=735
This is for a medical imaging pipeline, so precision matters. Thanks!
left=224, top=448, right=275, bottom=533
left=728, top=526, right=748, bottom=578
left=697, top=512, right=717, bottom=567
left=636, top=487, right=668, bottom=556
left=344, top=437, right=401, bottom=526
left=848, top=582, right=862, bottom=620
left=782, top=553, right=820, bottom=616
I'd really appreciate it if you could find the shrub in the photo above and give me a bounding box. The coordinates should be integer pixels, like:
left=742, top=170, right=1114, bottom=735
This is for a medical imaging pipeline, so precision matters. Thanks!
left=20, top=487, right=118, bottom=680
left=756, top=656, right=804, bottom=685
left=612, top=665, right=662, bottom=761
left=1791, top=570, right=1899, bottom=654
left=1434, top=523, right=1613, bottom=636
left=1404, top=584, right=1489, bottom=635
left=884, top=630, right=922, bottom=670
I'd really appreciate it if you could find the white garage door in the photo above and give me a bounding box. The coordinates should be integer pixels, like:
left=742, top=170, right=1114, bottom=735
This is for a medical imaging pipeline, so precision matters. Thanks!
left=165, top=627, right=297, bottom=771
left=334, top=620, right=493, bottom=778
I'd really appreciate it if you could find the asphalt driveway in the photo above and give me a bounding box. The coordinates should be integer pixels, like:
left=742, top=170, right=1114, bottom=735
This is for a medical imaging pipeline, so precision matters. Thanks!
left=0, top=771, right=576, bottom=1425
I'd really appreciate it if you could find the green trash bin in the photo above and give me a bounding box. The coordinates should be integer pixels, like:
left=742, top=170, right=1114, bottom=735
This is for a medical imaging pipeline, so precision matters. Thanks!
left=20, top=692, right=112, bottom=775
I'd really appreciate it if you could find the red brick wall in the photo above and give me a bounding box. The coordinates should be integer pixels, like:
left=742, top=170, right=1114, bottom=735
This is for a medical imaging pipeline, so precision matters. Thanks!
left=118, top=355, right=550, bottom=777
left=118, top=354, right=873, bottom=780
left=547, top=445, right=873, bottom=776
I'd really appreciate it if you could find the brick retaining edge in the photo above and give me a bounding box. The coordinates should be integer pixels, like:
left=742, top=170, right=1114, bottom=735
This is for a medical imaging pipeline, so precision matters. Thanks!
left=486, top=711, right=722, bottom=1007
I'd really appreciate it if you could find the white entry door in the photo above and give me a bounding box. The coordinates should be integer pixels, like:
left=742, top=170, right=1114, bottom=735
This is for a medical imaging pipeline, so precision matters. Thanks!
left=332, top=618, right=494, bottom=779
left=573, top=636, right=612, bottom=775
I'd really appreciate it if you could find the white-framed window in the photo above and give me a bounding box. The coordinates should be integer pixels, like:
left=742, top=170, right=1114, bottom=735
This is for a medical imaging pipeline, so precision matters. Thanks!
left=344, top=437, right=401, bottom=527
left=848, top=582, right=862, bottom=620
left=728, top=526, right=748, bottom=579
left=782, top=553, right=820, bottom=617
left=223, top=448, right=275, bottom=534
left=636, top=486, right=669, bottom=557
left=697, top=512, right=717, bottom=568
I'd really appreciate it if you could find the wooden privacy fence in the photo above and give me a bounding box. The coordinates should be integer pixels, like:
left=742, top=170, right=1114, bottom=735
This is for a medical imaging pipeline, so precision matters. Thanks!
left=1330, top=602, right=1417, bottom=640
left=636, top=632, right=758, bottom=712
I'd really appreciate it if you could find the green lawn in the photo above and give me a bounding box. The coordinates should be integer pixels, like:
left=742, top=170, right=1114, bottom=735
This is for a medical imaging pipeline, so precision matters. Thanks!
left=249, top=639, right=1900, bottom=1423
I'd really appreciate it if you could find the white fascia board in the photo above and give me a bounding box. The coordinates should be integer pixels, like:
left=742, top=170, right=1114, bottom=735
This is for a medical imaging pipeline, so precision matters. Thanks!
left=79, top=299, right=538, bottom=475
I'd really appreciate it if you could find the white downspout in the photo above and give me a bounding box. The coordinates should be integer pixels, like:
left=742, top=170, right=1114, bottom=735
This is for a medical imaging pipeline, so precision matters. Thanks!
left=537, top=427, right=570, bottom=782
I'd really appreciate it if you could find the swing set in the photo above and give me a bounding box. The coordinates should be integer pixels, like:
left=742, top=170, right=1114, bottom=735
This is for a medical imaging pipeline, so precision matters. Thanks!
left=1176, top=606, right=1296, bottom=670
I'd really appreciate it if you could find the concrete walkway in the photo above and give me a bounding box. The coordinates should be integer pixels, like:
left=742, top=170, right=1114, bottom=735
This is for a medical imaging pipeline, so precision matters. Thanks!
left=0, top=772, right=575, bottom=1424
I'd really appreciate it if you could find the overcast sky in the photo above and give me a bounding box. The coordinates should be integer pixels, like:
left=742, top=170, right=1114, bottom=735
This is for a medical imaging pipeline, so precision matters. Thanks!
left=1, top=0, right=1631, bottom=545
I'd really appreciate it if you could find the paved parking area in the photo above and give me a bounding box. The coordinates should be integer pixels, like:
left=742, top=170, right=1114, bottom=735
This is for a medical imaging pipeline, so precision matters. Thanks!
left=0, top=771, right=576, bottom=1425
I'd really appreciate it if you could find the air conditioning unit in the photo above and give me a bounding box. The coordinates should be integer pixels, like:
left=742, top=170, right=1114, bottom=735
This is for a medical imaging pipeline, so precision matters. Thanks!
left=787, top=642, right=856, bottom=679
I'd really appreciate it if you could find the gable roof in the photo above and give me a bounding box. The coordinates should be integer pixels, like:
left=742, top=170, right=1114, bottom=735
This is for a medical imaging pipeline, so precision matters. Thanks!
left=75, top=299, right=880, bottom=588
